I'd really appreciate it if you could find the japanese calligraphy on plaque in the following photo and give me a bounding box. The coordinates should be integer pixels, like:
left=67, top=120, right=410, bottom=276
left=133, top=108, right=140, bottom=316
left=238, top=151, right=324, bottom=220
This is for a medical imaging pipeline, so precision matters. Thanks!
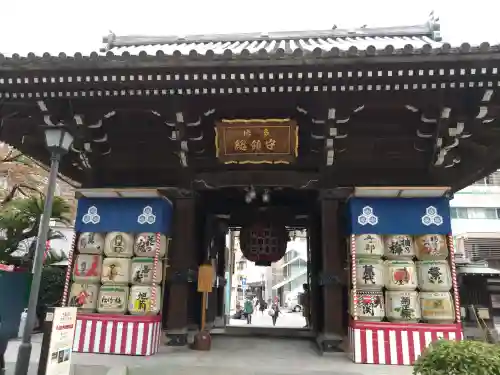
left=215, top=119, right=298, bottom=164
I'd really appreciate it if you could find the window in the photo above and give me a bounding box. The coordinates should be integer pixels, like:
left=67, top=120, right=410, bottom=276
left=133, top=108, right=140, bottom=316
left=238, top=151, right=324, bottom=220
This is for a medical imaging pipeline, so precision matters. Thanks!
left=451, top=208, right=468, bottom=219
left=491, top=294, right=500, bottom=309
left=236, top=260, right=246, bottom=271
left=284, top=249, right=299, bottom=262
left=467, top=208, right=498, bottom=219
left=451, top=207, right=500, bottom=220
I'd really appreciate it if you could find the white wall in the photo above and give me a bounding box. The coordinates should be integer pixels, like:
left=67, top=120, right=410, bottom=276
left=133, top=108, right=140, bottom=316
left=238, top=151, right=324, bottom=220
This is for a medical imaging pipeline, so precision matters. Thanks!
left=451, top=219, right=500, bottom=236
left=450, top=189, right=500, bottom=235
left=451, top=190, right=500, bottom=208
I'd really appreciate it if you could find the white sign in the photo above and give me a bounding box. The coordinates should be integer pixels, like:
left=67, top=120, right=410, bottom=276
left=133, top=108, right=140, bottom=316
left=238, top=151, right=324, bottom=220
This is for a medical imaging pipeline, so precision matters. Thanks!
left=44, top=307, right=78, bottom=375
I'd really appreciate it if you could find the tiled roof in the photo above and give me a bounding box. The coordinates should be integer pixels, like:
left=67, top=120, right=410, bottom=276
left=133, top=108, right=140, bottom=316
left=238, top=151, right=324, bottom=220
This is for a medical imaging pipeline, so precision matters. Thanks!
left=0, top=17, right=499, bottom=64
left=96, top=19, right=495, bottom=60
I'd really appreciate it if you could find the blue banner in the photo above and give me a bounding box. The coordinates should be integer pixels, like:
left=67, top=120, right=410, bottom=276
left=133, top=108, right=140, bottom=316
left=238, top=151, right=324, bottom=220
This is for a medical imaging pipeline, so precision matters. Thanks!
left=347, top=198, right=451, bottom=235
left=75, top=198, right=173, bottom=234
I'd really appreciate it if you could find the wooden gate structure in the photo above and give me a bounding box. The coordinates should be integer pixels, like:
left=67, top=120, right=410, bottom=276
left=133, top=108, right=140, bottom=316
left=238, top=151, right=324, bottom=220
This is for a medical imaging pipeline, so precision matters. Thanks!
left=2, top=16, right=500, bottom=364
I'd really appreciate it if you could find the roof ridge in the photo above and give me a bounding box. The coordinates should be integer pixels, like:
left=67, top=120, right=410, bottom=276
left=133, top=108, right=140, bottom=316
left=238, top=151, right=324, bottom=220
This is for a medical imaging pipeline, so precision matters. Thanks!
left=102, top=19, right=440, bottom=51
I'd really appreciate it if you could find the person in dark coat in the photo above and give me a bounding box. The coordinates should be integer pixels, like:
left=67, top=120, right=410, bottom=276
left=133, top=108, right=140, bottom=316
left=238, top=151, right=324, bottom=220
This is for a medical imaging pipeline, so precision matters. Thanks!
left=259, top=299, right=267, bottom=315
left=0, top=314, right=7, bottom=374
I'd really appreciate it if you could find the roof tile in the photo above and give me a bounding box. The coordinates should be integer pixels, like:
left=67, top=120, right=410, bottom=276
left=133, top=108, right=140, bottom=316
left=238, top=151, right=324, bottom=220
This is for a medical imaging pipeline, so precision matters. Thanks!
left=1, top=18, right=499, bottom=63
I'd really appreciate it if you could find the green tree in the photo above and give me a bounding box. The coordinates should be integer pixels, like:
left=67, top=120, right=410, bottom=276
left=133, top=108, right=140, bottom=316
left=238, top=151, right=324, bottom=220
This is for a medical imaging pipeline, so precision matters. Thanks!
left=0, top=195, right=72, bottom=266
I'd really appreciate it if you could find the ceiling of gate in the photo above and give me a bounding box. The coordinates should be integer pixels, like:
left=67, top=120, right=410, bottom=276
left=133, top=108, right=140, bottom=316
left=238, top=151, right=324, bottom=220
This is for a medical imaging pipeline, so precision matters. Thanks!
left=1, top=74, right=500, bottom=191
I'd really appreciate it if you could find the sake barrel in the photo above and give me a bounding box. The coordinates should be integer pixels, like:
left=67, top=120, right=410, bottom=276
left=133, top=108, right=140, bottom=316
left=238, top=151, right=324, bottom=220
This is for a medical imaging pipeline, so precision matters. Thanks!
left=104, top=232, right=134, bottom=258
left=128, top=285, right=162, bottom=315
left=133, top=233, right=168, bottom=258
left=77, top=232, right=105, bottom=254
left=69, top=283, right=99, bottom=312
left=130, top=257, right=163, bottom=285
left=420, top=292, right=455, bottom=323
left=72, top=254, right=103, bottom=283
left=350, top=291, right=385, bottom=322
left=384, top=235, right=415, bottom=259
left=97, top=285, right=129, bottom=314
left=356, top=258, right=384, bottom=291
left=354, top=234, right=384, bottom=258
left=384, top=260, right=417, bottom=291
left=415, top=234, right=449, bottom=260
left=417, top=260, right=452, bottom=292
left=385, top=291, right=421, bottom=322
left=101, top=257, right=131, bottom=285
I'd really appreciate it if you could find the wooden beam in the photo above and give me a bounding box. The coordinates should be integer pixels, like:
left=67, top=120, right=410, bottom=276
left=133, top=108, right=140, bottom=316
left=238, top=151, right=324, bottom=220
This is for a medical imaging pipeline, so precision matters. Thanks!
left=193, top=171, right=320, bottom=189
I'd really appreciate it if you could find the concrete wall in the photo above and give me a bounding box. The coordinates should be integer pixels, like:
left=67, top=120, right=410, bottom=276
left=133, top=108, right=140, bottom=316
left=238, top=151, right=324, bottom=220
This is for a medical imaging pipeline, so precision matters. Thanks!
left=450, top=189, right=500, bottom=236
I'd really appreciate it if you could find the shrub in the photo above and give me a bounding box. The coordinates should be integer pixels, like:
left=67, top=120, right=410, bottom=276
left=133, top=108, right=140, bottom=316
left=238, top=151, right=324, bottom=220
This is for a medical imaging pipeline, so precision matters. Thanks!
left=36, top=266, right=66, bottom=328
left=413, top=339, right=500, bottom=375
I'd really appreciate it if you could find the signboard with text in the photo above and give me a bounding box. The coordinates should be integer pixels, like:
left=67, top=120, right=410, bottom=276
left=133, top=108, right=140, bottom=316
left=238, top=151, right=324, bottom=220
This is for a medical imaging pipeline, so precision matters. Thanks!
left=215, top=119, right=298, bottom=164
left=43, top=307, right=77, bottom=375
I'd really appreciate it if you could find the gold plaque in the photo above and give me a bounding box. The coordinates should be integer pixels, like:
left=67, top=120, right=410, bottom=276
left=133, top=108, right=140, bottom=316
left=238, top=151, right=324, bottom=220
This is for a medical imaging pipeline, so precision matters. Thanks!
left=215, top=119, right=298, bottom=164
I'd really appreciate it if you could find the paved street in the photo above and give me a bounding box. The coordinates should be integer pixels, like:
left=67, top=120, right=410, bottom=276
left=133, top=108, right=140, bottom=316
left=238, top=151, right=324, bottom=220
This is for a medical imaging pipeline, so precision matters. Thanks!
left=4, top=334, right=413, bottom=375
left=229, top=310, right=306, bottom=328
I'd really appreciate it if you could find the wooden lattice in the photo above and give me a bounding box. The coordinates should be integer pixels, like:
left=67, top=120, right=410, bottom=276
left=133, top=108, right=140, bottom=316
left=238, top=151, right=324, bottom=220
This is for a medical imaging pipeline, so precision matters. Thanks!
left=240, top=222, right=287, bottom=265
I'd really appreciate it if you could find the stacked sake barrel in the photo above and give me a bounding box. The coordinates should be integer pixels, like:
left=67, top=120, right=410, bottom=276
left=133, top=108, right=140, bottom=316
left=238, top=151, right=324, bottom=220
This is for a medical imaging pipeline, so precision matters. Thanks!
left=351, top=234, right=386, bottom=321
left=415, top=235, right=454, bottom=323
left=70, top=232, right=167, bottom=315
left=70, top=233, right=105, bottom=312
left=384, top=235, right=420, bottom=322
left=350, top=234, right=455, bottom=324
left=128, top=232, right=167, bottom=315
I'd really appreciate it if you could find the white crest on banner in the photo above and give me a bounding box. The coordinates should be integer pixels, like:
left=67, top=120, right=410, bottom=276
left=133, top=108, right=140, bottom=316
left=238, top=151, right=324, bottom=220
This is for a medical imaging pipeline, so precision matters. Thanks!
left=138, top=206, right=156, bottom=224
left=358, top=206, right=379, bottom=226
left=421, top=206, right=443, bottom=226
left=82, top=206, right=101, bottom=224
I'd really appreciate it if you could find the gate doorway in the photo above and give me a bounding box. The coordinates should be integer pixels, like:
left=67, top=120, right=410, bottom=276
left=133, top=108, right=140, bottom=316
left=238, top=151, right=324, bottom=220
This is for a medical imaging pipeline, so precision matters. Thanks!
left=197, top=187, right=346, bottom=343
left=226, top=229, right=310, bottom=331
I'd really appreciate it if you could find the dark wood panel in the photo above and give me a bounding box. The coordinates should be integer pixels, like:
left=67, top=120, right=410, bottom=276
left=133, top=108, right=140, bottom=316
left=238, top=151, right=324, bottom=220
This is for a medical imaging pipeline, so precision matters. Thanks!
left=2, top=60, right=499, bottom=93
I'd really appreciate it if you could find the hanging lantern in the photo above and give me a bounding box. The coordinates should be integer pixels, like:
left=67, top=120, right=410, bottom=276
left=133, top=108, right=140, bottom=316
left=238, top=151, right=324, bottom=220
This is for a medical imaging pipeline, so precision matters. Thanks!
left=239, top=221, right=288, bottom=266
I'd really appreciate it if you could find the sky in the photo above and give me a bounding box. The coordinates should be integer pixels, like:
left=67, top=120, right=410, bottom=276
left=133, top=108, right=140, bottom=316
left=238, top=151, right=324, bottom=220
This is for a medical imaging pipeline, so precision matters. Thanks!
left=1, top=0, right=499, bottom=55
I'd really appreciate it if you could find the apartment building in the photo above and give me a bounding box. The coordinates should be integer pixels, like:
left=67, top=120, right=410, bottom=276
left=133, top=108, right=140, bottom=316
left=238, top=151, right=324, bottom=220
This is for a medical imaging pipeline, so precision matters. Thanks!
left=228, top=230, right=308, bottom=310
left=450, top=171, right=500, bottom=334
left=269, top=231, right=308, bottom=304
left=451, top=171, right=500, bottom=267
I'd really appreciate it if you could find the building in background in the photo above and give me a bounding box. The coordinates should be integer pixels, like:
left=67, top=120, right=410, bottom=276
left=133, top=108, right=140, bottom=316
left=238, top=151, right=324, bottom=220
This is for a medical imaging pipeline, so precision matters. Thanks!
left=451, top=170, right=500, bottom=266
left=270, top=230, right=308, bottom=305
left=451, top=170, right=500, bottom=337
left=229, top=230, right=308, bottom=310
left=230, top=233, right=267, bottom=310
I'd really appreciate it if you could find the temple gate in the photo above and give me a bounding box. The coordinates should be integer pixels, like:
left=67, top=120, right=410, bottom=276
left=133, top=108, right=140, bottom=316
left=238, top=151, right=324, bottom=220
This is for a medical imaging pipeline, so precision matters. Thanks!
left=2, top=15, right=500, bottom=365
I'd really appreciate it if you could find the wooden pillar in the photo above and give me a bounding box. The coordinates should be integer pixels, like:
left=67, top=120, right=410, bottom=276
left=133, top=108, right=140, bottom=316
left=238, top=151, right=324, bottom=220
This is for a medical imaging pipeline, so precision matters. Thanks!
left=165, top=197, right=197, bottom=346
left=205, top=218, right=227, bottom=328
left=214, top=238, right=226, bottom=327
left=308, top=213, right=321, bottom=333
left=316, top=197, right=345, bottom=352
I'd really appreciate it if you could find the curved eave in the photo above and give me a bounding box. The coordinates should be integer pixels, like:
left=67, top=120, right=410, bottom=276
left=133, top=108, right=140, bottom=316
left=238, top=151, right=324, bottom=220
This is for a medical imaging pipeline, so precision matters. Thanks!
left=2, top=44, right=500, bottom=71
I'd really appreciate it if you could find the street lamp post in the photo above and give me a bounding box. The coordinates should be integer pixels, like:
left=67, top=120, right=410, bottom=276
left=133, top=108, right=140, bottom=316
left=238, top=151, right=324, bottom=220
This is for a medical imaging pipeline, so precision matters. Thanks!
left=14, top=126, right=74, bottom=375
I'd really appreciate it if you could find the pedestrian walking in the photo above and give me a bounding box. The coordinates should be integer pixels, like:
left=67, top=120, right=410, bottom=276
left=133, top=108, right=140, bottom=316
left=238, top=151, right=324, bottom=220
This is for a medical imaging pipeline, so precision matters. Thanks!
left=259, top=299, right=267, bottom=315
left=300, top=283, right=311, bottom=328
left=244, top=297, right=254, bottom=324
left=0, top=314, right=7, bottom=375
left=269, top=301, right=280, bottom=326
